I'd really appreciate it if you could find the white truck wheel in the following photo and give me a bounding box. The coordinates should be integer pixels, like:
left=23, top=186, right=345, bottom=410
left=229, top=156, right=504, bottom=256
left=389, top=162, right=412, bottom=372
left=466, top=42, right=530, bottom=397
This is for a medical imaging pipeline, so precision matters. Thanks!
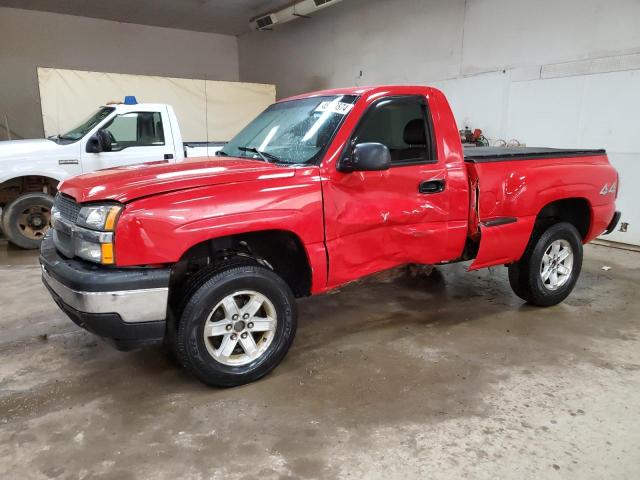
left=2, top=193, right=54, bottom=249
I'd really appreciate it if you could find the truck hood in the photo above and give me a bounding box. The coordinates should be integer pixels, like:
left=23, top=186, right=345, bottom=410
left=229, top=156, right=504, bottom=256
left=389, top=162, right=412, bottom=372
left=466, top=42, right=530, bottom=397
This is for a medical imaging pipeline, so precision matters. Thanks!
left=0, top=139, right=58, bottom=160
left=60, top=157, right=299, bottom=203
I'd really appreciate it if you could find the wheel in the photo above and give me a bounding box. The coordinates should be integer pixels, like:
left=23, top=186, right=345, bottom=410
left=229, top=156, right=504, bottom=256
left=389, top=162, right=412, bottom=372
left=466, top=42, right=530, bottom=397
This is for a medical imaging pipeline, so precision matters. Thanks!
left=508, top=222, right=583, bottom=307
left=1, top=193, right=53, bottom=249
left=176, top=263, right=297, bottom=387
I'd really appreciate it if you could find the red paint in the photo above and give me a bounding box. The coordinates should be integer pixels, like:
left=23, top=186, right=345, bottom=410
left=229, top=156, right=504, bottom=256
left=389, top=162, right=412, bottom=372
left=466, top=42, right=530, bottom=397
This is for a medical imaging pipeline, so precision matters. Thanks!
left=466, top=153, right=616, bottom=270
left=319, top=87, right=470, bottom=288
left=60, top=158, right=293, bottom=204
left=58, top=85, right=619, bottom=294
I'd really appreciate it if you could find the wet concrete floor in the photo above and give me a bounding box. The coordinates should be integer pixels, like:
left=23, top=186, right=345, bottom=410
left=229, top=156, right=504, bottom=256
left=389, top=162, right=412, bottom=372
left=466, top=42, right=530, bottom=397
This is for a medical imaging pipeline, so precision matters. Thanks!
left=1, top=240, right=639, bottom=479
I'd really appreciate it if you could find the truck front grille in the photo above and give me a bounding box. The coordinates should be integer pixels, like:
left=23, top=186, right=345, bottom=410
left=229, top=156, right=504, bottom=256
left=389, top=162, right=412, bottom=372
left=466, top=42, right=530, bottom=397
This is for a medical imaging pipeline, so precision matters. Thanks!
left=54, top=194, right=80, bottom=223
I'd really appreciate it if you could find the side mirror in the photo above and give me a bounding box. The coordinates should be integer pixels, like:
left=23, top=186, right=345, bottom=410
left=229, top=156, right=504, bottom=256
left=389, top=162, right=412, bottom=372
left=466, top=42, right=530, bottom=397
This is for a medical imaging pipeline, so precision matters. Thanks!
left=338, top=142, right=391, bottom=172
left=85, top=129, right=112, bottom=153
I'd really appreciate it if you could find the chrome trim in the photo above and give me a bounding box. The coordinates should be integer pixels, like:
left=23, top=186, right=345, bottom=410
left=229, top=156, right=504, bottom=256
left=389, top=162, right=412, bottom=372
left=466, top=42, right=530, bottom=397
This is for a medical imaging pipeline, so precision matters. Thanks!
left=55, top=216, right=113, bottom=242
left=75, top=227, right=113, bottom=243
left=42, top=266, right=168, bottom=323
left=52, top=216, right=113, bottom=260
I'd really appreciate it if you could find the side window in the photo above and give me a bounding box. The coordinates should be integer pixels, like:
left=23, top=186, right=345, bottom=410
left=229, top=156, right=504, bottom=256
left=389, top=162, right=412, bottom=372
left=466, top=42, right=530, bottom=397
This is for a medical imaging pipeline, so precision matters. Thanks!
left=106, top=113, right=137, bottom=144
left=103, top=112, right=165, bottom=151
left=353, top=97, right=434, bottom=164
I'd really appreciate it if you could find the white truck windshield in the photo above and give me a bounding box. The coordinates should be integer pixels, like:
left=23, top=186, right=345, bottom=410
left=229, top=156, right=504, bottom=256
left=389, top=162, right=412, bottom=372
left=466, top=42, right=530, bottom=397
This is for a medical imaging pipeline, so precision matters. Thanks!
left=57, top=107, right=115, bottom=142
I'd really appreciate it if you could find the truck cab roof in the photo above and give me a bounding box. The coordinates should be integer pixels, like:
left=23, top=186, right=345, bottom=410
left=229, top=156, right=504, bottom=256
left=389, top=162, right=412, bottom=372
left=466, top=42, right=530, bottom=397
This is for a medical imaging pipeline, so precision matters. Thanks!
left=279, top=85, right=437, bottom=102
left=102, top=102, right=170, bottom=113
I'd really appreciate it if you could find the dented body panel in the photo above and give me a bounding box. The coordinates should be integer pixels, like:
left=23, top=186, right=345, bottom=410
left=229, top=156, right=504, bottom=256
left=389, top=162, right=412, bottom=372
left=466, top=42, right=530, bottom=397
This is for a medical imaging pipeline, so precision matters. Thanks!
left=320, top=87, right=469, bottom=288
left=467, top=153, right=617, bottom=270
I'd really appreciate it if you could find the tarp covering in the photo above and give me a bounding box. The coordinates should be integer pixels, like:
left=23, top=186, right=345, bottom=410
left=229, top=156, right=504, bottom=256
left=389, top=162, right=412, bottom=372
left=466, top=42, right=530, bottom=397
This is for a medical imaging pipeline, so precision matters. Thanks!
left=37, top=68, right=275, bottom=142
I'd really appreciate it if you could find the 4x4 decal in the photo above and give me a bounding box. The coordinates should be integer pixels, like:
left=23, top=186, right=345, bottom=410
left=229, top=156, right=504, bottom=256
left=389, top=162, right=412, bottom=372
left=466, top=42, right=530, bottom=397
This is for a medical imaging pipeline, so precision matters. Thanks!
left=600, top=183, right=617, bottom=195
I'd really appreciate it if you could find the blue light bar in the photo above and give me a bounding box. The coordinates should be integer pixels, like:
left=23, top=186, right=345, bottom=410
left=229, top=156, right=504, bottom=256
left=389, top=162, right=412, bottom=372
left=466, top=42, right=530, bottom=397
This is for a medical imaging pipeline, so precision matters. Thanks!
left=124, top=95, right=138, bottom=105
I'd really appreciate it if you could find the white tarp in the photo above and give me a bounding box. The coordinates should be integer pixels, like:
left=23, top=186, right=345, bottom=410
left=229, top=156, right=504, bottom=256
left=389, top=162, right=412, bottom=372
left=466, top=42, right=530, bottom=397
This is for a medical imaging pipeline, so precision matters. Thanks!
left=37, top=68, right=275, bottom=142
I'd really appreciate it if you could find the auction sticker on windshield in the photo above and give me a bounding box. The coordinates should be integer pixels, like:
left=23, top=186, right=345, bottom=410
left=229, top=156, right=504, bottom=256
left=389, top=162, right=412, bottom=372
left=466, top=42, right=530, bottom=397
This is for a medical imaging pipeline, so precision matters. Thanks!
left=315, top=101, right=354, bottom=115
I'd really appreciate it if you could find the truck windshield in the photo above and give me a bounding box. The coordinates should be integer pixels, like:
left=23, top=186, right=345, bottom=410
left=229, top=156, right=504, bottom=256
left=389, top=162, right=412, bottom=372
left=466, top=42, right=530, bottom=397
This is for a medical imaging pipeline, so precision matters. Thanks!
left=220, top=95, right=358, bottom=164
left=57, top=107, right=115, bottom=143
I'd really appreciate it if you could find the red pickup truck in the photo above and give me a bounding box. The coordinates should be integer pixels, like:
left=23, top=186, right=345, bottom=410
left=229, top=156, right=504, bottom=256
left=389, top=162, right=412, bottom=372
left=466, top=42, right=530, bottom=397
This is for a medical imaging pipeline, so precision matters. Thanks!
left=41, top=85, right=620, bottom=387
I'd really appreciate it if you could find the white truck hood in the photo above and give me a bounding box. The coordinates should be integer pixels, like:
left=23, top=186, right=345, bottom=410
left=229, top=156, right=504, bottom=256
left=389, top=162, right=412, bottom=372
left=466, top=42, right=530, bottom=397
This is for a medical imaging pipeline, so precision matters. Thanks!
left=0, top=139, right=59, bottom=159
left=0, top=138, right=81, bottom=183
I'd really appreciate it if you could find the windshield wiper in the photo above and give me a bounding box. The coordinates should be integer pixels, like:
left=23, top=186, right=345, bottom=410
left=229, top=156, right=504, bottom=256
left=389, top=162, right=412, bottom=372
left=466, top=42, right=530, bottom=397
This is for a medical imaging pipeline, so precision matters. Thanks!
left=237, top=147, right=282, bottom=163
left=57, top=134, right=77, bottom=141
left=215, top=150, right=229, bottom=156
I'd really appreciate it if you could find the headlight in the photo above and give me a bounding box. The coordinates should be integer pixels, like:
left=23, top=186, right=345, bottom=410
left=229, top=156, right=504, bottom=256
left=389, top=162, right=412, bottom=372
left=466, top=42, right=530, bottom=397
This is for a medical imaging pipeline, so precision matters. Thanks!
left=76, top=238, right=103, bottom=263
left=75, top=235, right=115, bottom=265
left=74, top=203, right=122, bottom=264
left=77, top=204, right=122, bottom=231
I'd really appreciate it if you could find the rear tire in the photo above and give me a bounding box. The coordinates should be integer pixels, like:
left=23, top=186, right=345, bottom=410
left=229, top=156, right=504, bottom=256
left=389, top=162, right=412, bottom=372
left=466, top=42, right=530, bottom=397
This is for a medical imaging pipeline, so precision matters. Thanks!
left=1, top=193, right=53, bottom=249
left=176, top=263, right=297, bottom=387
left=508, top=222, right=583, bottom=307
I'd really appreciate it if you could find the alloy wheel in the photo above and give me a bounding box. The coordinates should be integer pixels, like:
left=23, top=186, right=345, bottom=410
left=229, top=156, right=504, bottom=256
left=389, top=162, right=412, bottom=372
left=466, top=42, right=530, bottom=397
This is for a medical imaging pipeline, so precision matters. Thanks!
left=540, top=239, right=574, bottom=291
left=203, top=290, right=277, bottom=366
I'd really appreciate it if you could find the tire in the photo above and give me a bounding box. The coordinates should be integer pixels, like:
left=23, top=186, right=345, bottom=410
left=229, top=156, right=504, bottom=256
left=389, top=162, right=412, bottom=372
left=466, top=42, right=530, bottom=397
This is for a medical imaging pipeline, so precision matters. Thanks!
left=176, top=263, right=297, bottom=387
left=1, top=193, right=54, bottom=249
left=165, top=257, right=258, bottom=359
left=508, top=222, right=583, bottom=307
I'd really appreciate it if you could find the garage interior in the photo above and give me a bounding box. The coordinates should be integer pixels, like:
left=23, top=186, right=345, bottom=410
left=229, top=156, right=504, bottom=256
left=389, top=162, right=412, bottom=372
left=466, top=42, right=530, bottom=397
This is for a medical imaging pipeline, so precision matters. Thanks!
left=1, top=0, right=639, bottom=478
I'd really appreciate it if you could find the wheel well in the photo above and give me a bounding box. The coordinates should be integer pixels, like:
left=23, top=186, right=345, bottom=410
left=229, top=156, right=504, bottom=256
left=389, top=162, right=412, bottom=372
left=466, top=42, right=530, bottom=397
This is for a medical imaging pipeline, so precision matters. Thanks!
left=170, top=230, right=313, bottom=301
left=535, top=198, right=591, bottom=239
left=0, top=176, right=59, bottom=207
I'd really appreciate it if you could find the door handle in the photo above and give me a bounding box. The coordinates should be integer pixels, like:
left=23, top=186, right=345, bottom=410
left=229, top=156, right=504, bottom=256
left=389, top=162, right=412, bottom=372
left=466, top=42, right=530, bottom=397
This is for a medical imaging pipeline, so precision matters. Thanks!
left=164, top=153, right=174, bottom=160
left=419, top=179, right=445, bottom=194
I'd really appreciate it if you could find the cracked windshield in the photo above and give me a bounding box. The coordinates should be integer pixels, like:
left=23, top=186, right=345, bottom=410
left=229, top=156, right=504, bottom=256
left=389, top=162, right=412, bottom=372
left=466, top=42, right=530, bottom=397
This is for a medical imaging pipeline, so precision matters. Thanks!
left=220, top=95, right=358, bottom=164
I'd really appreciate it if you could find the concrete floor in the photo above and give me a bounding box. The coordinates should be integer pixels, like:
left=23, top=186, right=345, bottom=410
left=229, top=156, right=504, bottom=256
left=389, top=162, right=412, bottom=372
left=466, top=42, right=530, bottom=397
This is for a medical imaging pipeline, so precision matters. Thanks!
left=1, top=239, right=639, bottom=479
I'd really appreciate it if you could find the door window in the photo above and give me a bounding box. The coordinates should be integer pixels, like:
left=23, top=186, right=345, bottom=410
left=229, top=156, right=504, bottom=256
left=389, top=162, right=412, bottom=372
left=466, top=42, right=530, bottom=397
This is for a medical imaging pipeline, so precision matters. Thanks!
left=353, top=97, right=434, bottom=164
left=103, top=112, right=165, bottom=151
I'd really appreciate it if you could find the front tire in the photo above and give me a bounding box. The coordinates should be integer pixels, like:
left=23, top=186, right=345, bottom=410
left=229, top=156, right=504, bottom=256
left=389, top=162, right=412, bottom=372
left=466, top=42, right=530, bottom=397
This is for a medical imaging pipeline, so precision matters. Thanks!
left=176, top=263, right=297, bottom=387
left=1, top=193, right=53, bottom=249
left=508, top=222, right=583, bottom=307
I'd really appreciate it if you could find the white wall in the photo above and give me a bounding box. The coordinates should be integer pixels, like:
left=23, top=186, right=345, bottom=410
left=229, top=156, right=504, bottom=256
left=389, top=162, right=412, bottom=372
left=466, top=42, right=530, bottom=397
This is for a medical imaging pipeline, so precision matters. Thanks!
left=0, top=7, right=239, bottom=139
left=239, top=0, right=640, bottom=245
left=239, top=0, right=640, bottom=99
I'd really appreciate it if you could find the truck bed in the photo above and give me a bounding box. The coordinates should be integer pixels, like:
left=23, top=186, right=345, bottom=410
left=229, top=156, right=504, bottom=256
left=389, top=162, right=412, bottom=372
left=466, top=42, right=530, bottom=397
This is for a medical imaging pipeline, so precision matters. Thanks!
left=464, top=146, right=606, bottom=163
left=464, top=145, right=615, bottom=270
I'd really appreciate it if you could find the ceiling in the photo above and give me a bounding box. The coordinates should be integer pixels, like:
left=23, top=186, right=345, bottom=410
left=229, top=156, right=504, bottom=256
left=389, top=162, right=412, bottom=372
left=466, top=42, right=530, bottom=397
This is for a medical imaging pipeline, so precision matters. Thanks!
left=0, top=0, right=290, bottom=36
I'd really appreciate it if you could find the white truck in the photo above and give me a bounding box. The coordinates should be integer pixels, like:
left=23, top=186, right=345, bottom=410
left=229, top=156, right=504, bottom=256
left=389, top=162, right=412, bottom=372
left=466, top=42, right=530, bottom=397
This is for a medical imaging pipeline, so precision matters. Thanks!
left=0, top=98, right=224, bottom=248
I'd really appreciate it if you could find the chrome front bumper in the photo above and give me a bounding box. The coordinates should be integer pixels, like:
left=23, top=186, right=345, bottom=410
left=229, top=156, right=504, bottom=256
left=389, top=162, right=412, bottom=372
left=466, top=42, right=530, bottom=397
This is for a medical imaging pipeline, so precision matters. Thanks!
left=42, top=266, right=168, bottom=323
left=40, top=232, right=171, bottom=349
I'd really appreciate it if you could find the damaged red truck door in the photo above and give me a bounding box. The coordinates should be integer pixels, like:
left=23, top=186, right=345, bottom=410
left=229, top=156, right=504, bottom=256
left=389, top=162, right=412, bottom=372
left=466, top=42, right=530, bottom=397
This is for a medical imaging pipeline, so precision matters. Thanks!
left=41, top=85, right=620, bottom=387
left=322, top=92, right=470, bottom=288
